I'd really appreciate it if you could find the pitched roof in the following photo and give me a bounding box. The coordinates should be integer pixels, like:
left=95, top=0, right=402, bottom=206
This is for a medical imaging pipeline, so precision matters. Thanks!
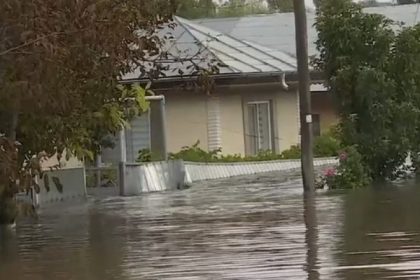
left=194, top=4, right=420, bottom=57
left=122, top=16, right=297, bottom=81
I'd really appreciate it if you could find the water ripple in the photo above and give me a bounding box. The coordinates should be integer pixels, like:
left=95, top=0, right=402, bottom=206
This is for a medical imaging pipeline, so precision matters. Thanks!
left=1, top=173, right=420, bottom=279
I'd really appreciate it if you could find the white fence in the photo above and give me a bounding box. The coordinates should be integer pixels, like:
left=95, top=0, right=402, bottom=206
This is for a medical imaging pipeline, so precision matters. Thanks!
left=97, top=158, right=338, bottom=195
left=184, top=158, right=338, bottom=183
left=124, top=160, right=186, bottom=195
left=32, top=168, right=87, bottom=207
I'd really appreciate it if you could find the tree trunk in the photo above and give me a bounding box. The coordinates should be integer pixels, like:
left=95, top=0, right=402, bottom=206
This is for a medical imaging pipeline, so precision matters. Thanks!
left=8, top=110, right=18, bottom=141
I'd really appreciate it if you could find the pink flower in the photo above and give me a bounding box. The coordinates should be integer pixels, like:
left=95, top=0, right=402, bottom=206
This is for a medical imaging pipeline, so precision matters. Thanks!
left=339, top=152, right=348, bottom=162
left=324, top=167, right=336, bottom=177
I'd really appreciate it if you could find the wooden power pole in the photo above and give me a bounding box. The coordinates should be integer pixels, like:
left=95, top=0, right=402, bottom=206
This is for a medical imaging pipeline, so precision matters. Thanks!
left=293, top=0, right=315, bottom=191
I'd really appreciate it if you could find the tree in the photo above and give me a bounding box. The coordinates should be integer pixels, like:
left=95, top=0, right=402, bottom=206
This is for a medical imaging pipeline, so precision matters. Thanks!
left=390, top=25, right=420, bottom=168
left=313, top=0, right=322, bottom=9
left=267, top=0, right=294, bottom=12
left=360, top=0, right=379, bottom=7
left=0, top=0, right=177, bottom=157
left=315, top=0, right=420, bottom=179
left=218, top=0, right=269, bottom=17
left=176, top=0, right=217, bottom=19
left=397, top=0, right=417, bottom=4
left=0, top=0, right=176, bottom=223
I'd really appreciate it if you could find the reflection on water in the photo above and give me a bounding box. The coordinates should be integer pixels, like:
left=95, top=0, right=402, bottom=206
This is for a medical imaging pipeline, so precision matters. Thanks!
left=1, top=173, right=420, bottom=279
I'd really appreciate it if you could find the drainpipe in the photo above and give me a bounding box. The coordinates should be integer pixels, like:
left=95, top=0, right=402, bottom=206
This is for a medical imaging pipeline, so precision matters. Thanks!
left=280, top=73, right=289, bottom=91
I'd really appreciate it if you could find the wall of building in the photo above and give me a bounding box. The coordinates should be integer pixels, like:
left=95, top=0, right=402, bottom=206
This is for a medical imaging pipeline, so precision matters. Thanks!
left=165, top=92, right=209, bottom=153
left=162, top=85, right=301, bottom=156
left=229, top=86, right=300, bottom=153
left=275, top=90, right=300, bottom=151
left=219, top=94, right=245, bottom=155
left=312, top=92, right=338, bottom=134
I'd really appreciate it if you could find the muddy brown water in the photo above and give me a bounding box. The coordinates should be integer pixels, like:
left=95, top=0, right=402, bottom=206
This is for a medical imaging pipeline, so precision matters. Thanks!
left=1, top=173, right=420, bottom=280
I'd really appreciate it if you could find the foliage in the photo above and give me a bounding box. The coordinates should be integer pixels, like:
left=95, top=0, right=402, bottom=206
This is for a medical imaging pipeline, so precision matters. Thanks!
left=137, top=149, right=153, bottom=163
left=176, top=0, right=275, bottom=19
left=313, top=131, right=341, bottom=157
left=390, top=25, right=420, bottom=175
left=280, top=145, right=301, bottom=159
left=169, top=140, right=277, bottom=162
left=169, top=140, right=339, bottom=163
left=266, top=0, right=294, bottom=12
left=397, top=0, right=417, bottom=4
left=218, top=0, right=270, bottom=18
left=169, top=141, right=222, bottom=162
left=0, top=136, right=44, bottom=223
left=318, top=146, right=371, bottom=189
left=314, top=0, right=420, bottom=179
left=136, top=149, right=163, bottom=163
left=176, top=0, right=217, bottom=19
left=0, top=0, right=175, bottom=164
left=86, top=168, right=117, bottom=188
left=168, top=136, right=342, bottom=163
left=278, top=130, right=341, bottom=160
left=0, top=0, right=177, bottom=221
left=219, top=150, right=285, bottom=162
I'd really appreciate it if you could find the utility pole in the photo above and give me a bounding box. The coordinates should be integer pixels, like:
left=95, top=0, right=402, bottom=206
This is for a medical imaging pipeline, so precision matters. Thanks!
left=293, top=0, right=315, bottom=191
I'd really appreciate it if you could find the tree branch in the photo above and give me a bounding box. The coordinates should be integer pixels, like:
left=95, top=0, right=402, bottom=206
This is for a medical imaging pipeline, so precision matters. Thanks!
left=0, top=29, right=86, bottom=57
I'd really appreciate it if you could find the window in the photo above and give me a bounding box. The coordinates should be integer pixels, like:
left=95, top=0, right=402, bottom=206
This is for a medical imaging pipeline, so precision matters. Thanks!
left=246, top=101, right=273, bottom=155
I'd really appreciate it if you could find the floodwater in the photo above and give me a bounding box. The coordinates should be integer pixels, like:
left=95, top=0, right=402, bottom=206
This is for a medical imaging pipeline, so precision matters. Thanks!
left=1, top=173, right=420, bottom=280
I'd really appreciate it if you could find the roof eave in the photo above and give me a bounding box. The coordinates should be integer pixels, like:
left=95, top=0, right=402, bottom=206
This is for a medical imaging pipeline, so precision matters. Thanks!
left=120, top=71, right=325, bottom=90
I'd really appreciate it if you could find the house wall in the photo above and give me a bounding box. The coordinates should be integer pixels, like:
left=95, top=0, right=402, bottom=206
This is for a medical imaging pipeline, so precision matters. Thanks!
left=227, top=86, right=299, bottom=154
left=311, top=92, right=338, bottom=134
left=275, top=90, right=300, bottom=151
left=162, top=85, right=300, bottom=155
left=100, top=87, right=336, bottom=162
left=165, top=92, right=209, bottom=153
left=219, top=94, right=245, bottom=155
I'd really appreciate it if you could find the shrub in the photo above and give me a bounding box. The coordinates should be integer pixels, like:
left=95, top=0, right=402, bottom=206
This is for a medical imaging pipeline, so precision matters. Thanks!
left=318, top=146, right=371, bottom=189
left=169, top=141, right=221, bottom=162
left=314, top=133, right=341, bottom=157
left=166, top=137, right=339, bottom=164
left=169, top=141, right=288, bottom=162
left=223, top=150, right=283, bottom=162
left=280, top=145, right=301, bottom=159
left=137, top=149, right=152, bottom=162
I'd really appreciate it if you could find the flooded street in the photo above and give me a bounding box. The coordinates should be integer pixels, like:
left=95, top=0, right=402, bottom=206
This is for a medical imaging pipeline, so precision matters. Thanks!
left=1, top=173, right=420, bottom=279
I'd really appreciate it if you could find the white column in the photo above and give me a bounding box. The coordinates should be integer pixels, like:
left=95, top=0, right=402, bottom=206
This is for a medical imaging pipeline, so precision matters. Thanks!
left=206, top=96, right=222, bottom=151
